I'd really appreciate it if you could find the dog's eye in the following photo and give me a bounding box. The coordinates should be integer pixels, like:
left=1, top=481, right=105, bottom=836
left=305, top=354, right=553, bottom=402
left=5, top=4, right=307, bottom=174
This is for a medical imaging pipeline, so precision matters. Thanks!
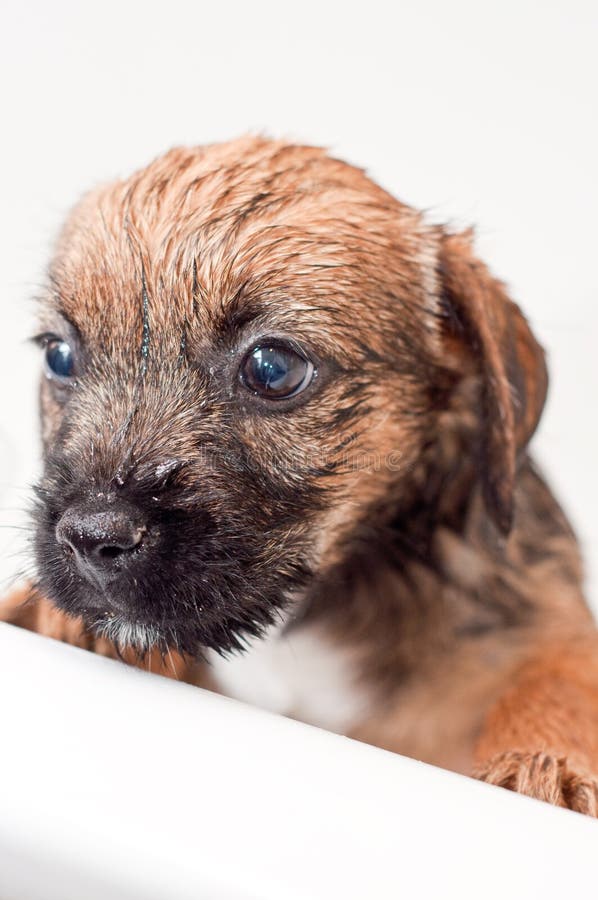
left=44, top=339, right=75, bottom=382
left=240, top=343, right=315, bottom=400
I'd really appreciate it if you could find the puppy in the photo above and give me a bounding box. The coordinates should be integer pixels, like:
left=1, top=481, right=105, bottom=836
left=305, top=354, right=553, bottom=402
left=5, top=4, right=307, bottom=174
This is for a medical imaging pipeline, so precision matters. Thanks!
left=3, top=136, right=598, bottom=814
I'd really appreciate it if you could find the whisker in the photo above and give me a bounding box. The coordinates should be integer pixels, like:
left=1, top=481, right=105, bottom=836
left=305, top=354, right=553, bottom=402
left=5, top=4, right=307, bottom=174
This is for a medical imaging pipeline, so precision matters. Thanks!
left=166, top=646, right=180, bottom=681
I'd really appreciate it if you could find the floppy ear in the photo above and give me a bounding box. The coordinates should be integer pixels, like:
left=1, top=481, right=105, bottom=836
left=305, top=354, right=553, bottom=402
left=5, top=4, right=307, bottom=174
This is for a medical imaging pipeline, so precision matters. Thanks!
left=438, top=230, right=548, bottom=535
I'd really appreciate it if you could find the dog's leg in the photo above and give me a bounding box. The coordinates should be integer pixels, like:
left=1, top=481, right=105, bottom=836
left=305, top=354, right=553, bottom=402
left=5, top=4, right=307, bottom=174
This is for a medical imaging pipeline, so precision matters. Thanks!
left=0, top=582, right=116, bottom=652
left=473, top=633, right=598, bottom=815
left=0, top=583, right=205, bottom=685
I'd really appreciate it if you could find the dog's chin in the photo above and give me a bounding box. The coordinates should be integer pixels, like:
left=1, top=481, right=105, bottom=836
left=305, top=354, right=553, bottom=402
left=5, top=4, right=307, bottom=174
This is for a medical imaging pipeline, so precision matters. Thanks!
left=38, top=571, right=305, bottom=659
left=91, top=610, right=168, bottom=656
left=71, top=592, right=290, bottom=658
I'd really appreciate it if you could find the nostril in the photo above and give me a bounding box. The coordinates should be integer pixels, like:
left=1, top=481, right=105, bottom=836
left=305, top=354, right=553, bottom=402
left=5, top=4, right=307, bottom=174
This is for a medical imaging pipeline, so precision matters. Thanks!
left=97, top=529, right=144, bottom=560
left=98, top=545, right=128, bottom=560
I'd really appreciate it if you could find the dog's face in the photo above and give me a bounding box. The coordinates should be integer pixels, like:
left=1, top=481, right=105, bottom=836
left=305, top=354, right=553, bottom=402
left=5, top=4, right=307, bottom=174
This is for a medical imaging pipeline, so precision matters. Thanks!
left=32, top=137, right=547, bottom=656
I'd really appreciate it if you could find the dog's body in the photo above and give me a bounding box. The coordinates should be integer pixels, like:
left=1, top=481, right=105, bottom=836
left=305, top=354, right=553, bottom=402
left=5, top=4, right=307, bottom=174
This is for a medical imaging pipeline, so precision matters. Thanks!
left=3, top=136, right=598, bottom=813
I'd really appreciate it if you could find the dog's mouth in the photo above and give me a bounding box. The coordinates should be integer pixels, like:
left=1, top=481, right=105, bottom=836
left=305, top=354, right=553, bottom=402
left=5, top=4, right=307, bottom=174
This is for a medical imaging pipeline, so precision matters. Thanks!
left=36, top=555, right=311, bottom=658
left=37, top=559, right=309, bottom=657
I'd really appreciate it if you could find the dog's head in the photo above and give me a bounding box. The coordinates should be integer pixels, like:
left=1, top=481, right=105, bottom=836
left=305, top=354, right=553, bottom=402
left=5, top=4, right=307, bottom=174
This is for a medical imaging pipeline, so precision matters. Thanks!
left=32, top=137, right=547, bottom=655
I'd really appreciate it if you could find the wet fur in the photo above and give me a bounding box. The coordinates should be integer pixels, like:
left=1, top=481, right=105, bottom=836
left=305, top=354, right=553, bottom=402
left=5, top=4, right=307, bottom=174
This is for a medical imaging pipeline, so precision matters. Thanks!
left=3, top=136, right=598, bottom=814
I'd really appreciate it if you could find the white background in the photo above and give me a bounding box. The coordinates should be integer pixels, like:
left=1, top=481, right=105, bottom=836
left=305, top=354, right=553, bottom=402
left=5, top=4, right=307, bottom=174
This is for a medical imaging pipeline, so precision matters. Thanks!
left=0, top=0, right=596, bottom=608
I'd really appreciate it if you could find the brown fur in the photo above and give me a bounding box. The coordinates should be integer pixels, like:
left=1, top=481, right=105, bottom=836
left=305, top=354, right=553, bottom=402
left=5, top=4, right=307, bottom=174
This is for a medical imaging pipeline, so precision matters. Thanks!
left=2, top=136, right=597, bottom=815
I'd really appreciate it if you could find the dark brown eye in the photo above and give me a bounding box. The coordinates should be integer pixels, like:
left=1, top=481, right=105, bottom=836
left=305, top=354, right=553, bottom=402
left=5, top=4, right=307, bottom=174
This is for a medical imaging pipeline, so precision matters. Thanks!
left=240, top=343, right=315, bottom=400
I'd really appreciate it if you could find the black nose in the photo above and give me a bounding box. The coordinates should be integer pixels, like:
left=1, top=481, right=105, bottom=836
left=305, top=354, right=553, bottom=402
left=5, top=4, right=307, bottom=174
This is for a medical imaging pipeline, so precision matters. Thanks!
left=56, top=503, right=146, bottom=581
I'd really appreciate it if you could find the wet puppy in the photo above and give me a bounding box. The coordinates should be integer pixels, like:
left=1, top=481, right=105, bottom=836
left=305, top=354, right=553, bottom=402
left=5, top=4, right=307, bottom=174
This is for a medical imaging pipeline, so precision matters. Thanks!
left=3, top=136, right=598, bottom=813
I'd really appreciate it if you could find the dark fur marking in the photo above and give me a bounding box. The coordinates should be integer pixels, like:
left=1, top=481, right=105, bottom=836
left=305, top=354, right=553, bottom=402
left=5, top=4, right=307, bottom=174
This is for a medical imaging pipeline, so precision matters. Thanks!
left=140, top=265, right=151, bottom=375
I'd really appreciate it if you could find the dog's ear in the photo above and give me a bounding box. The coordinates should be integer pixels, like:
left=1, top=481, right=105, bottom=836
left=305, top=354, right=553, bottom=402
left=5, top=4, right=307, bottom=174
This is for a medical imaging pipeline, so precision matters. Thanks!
left=438, top=230, right=548, bottom=535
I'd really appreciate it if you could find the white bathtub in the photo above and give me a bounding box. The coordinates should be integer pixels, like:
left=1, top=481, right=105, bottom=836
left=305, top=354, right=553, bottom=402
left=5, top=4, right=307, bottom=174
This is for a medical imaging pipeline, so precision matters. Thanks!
left=0, top=621, right=596, bottom=900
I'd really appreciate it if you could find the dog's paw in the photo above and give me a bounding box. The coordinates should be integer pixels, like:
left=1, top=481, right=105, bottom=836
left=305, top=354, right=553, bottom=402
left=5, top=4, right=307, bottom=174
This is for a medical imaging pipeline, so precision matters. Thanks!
left=0, top=587, right=117, bottom=656
left=474, top=750, right=598, bottom=816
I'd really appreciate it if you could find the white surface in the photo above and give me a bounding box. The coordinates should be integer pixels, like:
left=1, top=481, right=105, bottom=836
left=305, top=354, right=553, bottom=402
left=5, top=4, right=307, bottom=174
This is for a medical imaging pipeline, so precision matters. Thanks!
left=0, top=0, right=596, bottom=606
left=0, top=621, right=597, bottom=900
